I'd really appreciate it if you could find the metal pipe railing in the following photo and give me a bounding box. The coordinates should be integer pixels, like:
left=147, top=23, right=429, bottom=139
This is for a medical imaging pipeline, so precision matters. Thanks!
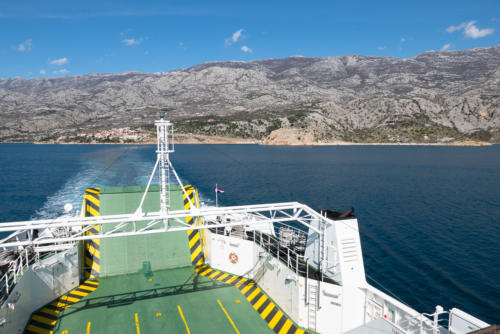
left=0, top=248, right=39, bottom=301
left=210, top=224, right=308, bottom=276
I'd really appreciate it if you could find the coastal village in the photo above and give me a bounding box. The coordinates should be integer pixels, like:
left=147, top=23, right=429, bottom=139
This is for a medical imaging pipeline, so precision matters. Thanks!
left=54, top=127, right=153, bottom=144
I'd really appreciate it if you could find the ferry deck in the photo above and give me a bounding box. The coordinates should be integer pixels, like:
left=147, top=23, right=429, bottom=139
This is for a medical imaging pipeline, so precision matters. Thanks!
left=24, top=185, right=305, bottom=334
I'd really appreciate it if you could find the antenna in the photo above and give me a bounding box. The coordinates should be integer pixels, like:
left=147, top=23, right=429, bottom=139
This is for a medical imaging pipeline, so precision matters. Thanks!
left=155, top=109, right=174, bottom=216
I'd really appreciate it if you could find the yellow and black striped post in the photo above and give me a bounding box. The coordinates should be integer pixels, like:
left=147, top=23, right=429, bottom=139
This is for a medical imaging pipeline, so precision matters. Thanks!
left=183, top=185, right=205, bottom=267
left=83, top=187, right=101, bottom=279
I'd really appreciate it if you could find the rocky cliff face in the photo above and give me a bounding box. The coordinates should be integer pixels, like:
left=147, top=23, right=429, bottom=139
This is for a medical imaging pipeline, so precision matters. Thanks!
left=0, top=46, right=499, bottom=143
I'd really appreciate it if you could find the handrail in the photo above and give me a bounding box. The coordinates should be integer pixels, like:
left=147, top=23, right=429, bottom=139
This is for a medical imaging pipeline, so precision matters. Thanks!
left=0, top=249, right=39, bottom=301
left=208, top=223, right=307, bottom=277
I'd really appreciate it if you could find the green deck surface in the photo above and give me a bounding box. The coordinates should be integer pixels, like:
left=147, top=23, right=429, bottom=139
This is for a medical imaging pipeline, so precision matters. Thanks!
left=49, top=185, right=275, bottom=333
left=99, top=185, right=192, bottom=276
left=54, top=266, right=274, bottom=334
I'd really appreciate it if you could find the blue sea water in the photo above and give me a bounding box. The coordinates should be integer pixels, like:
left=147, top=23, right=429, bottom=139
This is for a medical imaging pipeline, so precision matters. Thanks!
left=0, top=143, right=499, bottom=324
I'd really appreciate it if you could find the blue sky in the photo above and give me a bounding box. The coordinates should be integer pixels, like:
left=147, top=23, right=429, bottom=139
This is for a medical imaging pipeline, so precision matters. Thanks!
left=1, top=0, right=499, bottom=78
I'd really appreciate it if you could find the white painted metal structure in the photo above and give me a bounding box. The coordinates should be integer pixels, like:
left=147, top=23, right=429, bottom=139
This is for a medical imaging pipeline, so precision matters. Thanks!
left=0, top=114, right=492, bottom=334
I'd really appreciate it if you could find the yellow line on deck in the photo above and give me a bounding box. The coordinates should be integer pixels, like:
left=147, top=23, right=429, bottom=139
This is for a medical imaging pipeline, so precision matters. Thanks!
left=86, top=321, right=91, bottom=334
left=178, top=305, right=190, bottom=334
left=217, top=299, right=241, bottom=334
left=135, top=313, right=141, bottom=334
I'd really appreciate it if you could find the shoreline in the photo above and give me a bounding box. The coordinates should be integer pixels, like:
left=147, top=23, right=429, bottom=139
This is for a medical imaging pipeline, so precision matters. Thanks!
left=10, top=140, right=495, bottom=147
left=2, top=133, right=495, bottom=147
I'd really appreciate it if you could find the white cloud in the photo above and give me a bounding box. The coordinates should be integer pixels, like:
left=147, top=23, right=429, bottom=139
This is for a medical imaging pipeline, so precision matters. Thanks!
left=50, top=57, right=68, bottom=66
left=122, top=38, right=143, bottom=46
left=446, top=20, right=494, bottom=39
left=400, top=37, right=406, bottom=43
left=17, top=39, right=32, bottom=52
left=446, top=22, right=467, bottom=33
left=53, top=69, right=69, bottom=75
left=40, top=69, right=46, bottom=74
left=440, top=43, right=452, bottom=51
left=241, top=45, right=252, bottom=53
left=377, top=46, right=386, bottom=51
left=464, top=21, right=494, bottom=39
left=225, top=28, right=244, bottom=46
left=232, top=29, right=243, bottom=43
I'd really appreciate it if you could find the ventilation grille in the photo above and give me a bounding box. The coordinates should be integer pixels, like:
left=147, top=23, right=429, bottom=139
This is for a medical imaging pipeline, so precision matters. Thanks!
left=340, top=238, right=358, bottom=263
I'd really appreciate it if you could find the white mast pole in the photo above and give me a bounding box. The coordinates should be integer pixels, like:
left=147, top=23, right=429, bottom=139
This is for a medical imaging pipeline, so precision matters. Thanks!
left=215, top=184, right=218, bottom=207
left=155, top=111, right=174, bottom=220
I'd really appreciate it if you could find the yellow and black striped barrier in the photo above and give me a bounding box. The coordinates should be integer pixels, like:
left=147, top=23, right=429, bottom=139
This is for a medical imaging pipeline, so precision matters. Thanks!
left=25, top=280, right=99, bottom=334
left=195, top=265, right=308, bottom=334
left=83, top=187, right=101, bottom=280
left=183, top=185, right=205, bottom=267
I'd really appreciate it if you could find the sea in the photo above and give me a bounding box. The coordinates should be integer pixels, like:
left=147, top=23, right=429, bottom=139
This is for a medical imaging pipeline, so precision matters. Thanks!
left=0, top=143, right=499, bottom=324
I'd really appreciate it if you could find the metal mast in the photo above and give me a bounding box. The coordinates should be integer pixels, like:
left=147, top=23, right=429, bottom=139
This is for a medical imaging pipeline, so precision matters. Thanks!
left=155, top=111, right=174, bottom=215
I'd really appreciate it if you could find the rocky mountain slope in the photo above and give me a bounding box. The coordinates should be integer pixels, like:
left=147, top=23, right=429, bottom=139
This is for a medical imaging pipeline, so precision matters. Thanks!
left=0, top=46, right=499, bottom=143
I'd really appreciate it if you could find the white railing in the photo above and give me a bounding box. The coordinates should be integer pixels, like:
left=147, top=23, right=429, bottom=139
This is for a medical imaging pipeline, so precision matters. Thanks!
left=0, top=202, right=326, bottom=248
left=364, top=287, right=448, bottom=334
left=207, top=221, right=315, bottom=279
left=0, top=249, right=39, bottom=298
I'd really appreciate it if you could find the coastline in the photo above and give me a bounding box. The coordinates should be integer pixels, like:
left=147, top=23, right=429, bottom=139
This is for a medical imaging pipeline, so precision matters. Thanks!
left=4, top=132, right=495, bottom=147
left=22, top=138, right=494, bottom=147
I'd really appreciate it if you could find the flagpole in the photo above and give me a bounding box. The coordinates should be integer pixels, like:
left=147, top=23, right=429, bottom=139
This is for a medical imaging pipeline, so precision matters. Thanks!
left=215, top=183, right=218, bottom=207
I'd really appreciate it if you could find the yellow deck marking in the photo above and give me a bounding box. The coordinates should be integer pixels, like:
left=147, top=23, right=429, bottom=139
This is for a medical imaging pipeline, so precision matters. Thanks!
left=156, top=312, right=162, bottom=317
left=85, top=188, right=100, bottom=194
left=71, top=290, right=89, bottom=297
left=86, top=321, right=91, bottom=334
left=279, top=319, right=293, bottom=334
left=225, top=275, right=238, bottom=284
left=247, top=288, right=261, bottom=302
left=235, top=278, right=247, bottom=287
left=26, top=324, right=51, bottom=334
left=196, top=265, right=208, bottom=273
left=51, top=301, right=71, bottom=308
left=178, top=305, right=190, bottom=334
left=62, top=330, right=68, bottom=334
left=217, top=299, right=241, bottom=334
left=32, top=314, right=57, bottom=326
left=295, top=329, right=305, bottom=334
left=135, top=313, right=140, bottom=334
left=200, top=268, right=212, bottom=276
left=260, top=303, right=275, bottom=319
left=79, top=285, right=96, bottom=291
left=253, top=295, right=267, bottom=310
left=240, top=283, right=254, bottom=294
left=269, top=310, right=283, bottom=329
left=84, top=280, right=99, bottom=286
left=61, top=295, right=80, bottom=303
left=208, top=270, right=220, bottom=278
left=41, top=307, right=60, bottom=316
left=217, top=273, right=229, bottom=281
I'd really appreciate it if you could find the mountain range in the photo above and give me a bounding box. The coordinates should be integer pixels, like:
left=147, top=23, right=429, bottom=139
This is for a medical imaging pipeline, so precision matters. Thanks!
left=1, top=46, right=499, bottom=144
